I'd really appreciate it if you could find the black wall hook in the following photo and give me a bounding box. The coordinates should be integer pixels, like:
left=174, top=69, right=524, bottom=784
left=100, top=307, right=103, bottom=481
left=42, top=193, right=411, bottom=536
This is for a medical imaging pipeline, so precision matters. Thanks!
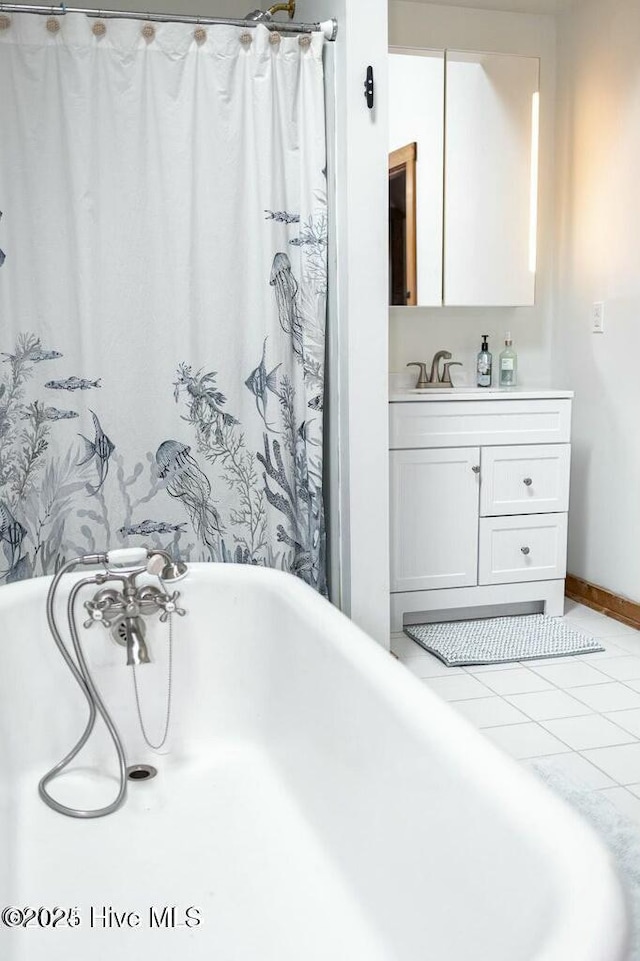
left=364, top=66, right=374, bottom=109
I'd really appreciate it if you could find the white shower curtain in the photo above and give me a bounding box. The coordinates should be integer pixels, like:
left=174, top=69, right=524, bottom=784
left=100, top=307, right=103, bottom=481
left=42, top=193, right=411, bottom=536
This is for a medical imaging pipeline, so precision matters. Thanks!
left=0, top=13, right=327, bottom=590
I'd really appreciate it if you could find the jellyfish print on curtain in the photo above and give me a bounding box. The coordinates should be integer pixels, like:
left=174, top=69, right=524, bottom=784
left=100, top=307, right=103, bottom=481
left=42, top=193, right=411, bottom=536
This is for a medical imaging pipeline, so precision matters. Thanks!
left=0, top=16, right=328, bottom=592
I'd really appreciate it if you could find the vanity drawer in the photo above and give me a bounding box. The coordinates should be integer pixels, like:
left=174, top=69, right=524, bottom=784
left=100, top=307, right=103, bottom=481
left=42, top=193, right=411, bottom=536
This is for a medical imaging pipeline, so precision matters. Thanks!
left=479, top=514, right=568, bottom=585
left=389, top=399, right=572, bottom=449
left=480, top=444, right=570, bottom=516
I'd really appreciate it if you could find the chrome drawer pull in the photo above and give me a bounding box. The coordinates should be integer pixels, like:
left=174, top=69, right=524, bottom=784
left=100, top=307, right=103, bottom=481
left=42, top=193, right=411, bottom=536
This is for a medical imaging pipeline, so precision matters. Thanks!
left=521, top=546, right=531, bottom=555
left=523, top=477, right=533, bottom=486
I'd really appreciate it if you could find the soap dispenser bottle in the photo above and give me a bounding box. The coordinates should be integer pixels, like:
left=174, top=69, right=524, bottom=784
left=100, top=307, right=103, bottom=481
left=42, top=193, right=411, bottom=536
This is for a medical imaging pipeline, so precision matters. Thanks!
left=499, top=332, right=518, bottom=388
left=476, top=334, right=492, bottom=388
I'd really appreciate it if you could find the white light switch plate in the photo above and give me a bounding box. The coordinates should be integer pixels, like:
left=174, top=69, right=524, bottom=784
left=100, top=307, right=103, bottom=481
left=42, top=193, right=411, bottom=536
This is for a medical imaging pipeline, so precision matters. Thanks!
left=592, top=301, right=605, bottom=333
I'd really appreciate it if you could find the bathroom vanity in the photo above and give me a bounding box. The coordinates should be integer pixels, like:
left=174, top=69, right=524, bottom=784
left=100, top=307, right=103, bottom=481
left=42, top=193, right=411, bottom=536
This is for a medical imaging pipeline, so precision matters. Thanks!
left=389, top=389, right=573, bottom=631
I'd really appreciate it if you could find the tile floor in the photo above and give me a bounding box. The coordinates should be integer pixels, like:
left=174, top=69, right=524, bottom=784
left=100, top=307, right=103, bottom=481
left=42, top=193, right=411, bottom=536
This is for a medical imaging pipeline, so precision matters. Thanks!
left=392, top=600, right=640, bottom=825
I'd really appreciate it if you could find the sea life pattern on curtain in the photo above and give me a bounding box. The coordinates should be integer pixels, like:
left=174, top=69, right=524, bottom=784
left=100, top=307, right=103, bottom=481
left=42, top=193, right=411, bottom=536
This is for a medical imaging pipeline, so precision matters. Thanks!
left=45, top=376, right=102, bottom=391
left=77, top=411, right=115, bottom=495
left=0, top=19, right=327, bottom=592
left=264, top=210, right=300, bottom=224
left=245, top=337, right=281, bottom=430
left=0, top=207, right=328, bottom=590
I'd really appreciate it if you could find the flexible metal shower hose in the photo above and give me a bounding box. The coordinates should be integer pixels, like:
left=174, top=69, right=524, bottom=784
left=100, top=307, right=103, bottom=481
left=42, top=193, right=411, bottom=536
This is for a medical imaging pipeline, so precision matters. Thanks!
left=38, top=559, right=128, bottom=818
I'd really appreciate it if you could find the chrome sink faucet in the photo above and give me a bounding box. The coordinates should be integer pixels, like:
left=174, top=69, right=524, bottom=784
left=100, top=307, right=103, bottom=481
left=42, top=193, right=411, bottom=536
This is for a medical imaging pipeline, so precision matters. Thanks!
left=407, top=351, right=463, bottom=388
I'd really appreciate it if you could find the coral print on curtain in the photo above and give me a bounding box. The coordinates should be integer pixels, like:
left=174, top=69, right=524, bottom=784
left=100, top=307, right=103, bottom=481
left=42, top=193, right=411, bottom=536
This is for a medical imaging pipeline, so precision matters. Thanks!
left=0, top=15, right=327, bottom=591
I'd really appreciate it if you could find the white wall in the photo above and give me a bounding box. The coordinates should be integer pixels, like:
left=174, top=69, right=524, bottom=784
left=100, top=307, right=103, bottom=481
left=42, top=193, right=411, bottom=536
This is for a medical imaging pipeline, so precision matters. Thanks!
left=388, top=1, right=556, bottom=389
left=553, top=0, right=640, bottom=602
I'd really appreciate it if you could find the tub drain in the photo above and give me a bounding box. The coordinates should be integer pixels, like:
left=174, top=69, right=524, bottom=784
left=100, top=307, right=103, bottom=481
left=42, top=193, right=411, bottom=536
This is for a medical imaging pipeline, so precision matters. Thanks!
left=127, top=764, right=157, bottom=782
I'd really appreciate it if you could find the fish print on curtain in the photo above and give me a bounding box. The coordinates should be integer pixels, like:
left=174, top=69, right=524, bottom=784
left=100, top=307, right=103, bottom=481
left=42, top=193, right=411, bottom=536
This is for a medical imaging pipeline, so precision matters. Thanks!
left=0, top=208, right=327, bottom=590
left=0, top=19, right=327, bottom=592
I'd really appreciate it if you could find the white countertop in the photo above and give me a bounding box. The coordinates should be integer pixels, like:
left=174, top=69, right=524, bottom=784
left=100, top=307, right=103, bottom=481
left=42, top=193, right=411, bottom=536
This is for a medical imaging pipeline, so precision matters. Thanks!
left=389, top=387, right=574, bottom=402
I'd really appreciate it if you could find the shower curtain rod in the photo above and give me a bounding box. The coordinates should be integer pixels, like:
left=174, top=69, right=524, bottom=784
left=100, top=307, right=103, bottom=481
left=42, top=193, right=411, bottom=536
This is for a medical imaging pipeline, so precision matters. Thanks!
left=0, top=3, right=338, bottom=39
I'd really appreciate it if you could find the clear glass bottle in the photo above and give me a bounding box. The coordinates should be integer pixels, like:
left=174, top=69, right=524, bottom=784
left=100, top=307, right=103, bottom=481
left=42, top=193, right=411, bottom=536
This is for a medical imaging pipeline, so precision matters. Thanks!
left=476, top=334, right=492, bottom=387
left=499, top=332, right=518, bottom=388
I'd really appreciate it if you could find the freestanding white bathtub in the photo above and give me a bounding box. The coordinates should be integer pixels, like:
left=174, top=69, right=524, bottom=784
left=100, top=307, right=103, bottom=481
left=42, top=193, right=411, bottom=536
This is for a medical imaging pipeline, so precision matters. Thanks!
left=0, top=563, right=629, bottom=960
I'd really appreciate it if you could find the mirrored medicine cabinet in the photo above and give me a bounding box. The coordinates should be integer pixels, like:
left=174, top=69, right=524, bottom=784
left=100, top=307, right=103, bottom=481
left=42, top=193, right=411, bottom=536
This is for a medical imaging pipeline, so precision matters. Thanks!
left=389, top=47, right=540, bottom=308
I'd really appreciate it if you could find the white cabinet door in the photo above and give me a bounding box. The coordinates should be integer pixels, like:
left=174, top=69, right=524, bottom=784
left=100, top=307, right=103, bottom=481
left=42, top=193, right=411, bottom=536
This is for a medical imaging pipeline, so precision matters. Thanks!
left=390, top=448, right=480, bottom=592
left=480, top=444, right=571, bottom=516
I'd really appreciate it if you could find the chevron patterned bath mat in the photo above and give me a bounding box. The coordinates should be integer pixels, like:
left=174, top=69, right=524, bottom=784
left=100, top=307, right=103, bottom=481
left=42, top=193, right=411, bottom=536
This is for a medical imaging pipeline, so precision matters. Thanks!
left=404, top=614, right=604, bottom=667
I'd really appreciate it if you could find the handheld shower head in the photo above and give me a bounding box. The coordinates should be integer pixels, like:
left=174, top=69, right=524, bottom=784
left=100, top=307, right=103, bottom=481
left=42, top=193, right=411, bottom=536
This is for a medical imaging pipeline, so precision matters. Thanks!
left=160, top=559, right=188, bottom=582
left=146, top=550, right=188, bottom=582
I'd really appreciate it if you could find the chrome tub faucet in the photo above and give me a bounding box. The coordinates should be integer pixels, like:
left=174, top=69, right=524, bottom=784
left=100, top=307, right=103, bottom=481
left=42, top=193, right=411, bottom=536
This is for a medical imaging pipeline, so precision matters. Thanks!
left=83, top=562, right=186, bottom=666
left=39, top=546, right=189, bottom=819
